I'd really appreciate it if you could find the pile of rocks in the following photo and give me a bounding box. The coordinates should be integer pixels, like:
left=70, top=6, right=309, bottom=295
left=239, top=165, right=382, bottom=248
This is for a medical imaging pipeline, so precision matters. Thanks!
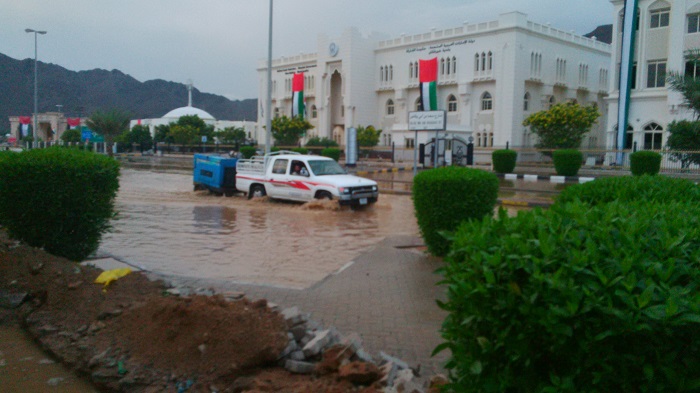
left=277, top=305, right=447, bottom=393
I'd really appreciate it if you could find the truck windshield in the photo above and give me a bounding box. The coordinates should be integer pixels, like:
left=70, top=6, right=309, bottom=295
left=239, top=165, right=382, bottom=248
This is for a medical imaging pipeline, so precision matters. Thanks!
left=308, top=160, right=346, bottom=176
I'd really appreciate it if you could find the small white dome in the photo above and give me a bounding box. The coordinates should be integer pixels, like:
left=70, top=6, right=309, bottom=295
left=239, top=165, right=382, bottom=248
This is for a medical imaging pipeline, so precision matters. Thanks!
left=162, top=106, right=215, bottom=121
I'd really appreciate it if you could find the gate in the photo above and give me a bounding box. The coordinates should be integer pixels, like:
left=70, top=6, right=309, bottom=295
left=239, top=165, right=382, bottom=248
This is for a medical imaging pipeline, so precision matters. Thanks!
left=420, top=136, right=470, bottom=167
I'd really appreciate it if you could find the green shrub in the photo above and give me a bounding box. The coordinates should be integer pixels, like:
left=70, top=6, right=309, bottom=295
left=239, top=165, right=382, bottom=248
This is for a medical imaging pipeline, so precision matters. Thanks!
left=0, top=148, right=120, bottom=261
left=439, top=200, right=700, bottom=392
left=552, top=149, right=583, bottom=176
left=270, top=146, right=280, bottom=153
left=240, top=146, right=257, bottom=159
left=305, top=136, right=338, bottom=147
left=292, top=147, right=308, bottom=155
left=491, top=149, right=517, bottom=174
left=412, top=167, right=498, bottom=256
left=630, top=151, right=662, bottom=176
left=321, top=148, right=341, bottom=161
left=556, top=175, right=700, bottom=207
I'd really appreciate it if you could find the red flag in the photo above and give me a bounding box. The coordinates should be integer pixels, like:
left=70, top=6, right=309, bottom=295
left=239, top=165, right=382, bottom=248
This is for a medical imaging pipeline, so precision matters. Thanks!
left=292, top=73, right=304, bottom=92
left=19, top=116, right=32, bottom=125
left=419, top=58, right=438, bottom=83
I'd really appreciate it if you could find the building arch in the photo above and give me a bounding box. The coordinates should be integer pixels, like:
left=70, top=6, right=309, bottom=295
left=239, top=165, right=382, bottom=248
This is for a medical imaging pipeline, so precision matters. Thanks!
left=447, top=94, right=458, bottom=112
left=386, top=99, right=395, bottom=115
left=481, top=92, right=493, bottom=111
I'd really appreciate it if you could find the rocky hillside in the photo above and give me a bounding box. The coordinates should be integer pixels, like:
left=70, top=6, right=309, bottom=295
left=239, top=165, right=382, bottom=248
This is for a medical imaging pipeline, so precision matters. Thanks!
left=0, top=52, right=257, bottom=131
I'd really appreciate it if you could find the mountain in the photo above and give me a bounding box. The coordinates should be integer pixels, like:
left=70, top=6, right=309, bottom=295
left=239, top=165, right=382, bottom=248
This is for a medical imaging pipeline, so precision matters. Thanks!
left=584, top=24, right=613, bottom=45
left=0, top=52, right=257, bottom=131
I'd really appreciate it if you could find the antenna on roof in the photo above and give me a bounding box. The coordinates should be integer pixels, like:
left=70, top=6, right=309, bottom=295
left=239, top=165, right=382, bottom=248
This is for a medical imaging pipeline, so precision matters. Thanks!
left=187, top=79, right=194, bottom=107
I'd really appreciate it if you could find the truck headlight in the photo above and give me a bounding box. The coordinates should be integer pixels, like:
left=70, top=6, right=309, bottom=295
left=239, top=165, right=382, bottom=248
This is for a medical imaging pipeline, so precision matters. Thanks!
left=338, top=187, right=351, bottom=194
left=372, top=185, right=378, bottom=191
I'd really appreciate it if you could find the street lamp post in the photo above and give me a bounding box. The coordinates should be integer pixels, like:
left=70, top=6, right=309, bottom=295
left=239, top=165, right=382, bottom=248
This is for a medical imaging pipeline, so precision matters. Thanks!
left=26, top=28, right=47, bottom=145
left=265, top=0, right=273, bottom=154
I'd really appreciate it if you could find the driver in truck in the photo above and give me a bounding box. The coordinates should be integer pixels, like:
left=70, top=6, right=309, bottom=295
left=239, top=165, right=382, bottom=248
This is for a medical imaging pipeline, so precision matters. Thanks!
left=291, top=162, right=309, bottom=177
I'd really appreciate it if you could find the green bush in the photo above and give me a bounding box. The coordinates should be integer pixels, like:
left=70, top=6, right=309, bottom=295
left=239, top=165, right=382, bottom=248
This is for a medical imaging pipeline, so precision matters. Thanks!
left=630, top=151, right=662, bottom=176
left=439, top=200, right=700, bottom=392
left=491, top=149, right=517, bottom=174
left=270, top=146, right=280, bottom=153
left=412, top=167, right=498, bottom=256
left=240, top=146, right=257, bottom=159
left=321, top=148, right=341, bottom=161
left=0, top=148, right=120, bottom=261
left=552, top=149, right=583, bottom=176
left=556, top=175, right=700, bottom=207
left=292, top=147, right=308, bottom=155
left=305, top=136, right=338, bottom=147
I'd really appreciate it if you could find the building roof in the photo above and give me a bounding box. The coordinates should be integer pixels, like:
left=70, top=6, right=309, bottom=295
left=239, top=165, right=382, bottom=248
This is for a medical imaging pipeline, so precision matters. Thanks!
left=162, top=106, right=215, bottom=120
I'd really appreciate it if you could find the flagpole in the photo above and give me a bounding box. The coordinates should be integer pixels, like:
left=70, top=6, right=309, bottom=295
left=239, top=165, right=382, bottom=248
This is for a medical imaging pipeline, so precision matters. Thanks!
left=265, top=0, right=273, bottom=155
left=616, top=0, right=638, bottom=165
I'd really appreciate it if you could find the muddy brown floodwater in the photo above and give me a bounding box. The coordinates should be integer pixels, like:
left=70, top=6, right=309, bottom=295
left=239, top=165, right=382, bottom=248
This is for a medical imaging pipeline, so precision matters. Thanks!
left=98, top=169, right=420, bottom=289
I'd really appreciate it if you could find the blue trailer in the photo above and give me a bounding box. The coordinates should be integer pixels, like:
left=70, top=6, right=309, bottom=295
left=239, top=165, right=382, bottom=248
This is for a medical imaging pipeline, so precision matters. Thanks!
left=193, top=154, right=238, bottom=196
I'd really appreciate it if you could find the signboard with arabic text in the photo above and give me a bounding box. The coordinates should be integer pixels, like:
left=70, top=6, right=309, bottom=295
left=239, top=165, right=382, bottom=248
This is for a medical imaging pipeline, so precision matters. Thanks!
left=408, top=111, right=446, bottom=131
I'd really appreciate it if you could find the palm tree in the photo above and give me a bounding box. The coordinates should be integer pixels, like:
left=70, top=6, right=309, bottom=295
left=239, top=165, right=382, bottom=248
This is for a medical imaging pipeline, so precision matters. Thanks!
left=85, top=109, right=131, bottom=157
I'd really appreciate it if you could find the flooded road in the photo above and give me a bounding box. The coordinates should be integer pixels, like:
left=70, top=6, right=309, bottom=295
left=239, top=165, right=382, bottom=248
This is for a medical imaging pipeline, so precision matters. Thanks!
left=99, top=170, right=420, bottom=289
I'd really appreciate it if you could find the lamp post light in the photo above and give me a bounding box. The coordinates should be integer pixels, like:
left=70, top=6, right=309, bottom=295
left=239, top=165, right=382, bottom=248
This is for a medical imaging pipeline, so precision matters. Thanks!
left=26, top=28, right=47, bottom=145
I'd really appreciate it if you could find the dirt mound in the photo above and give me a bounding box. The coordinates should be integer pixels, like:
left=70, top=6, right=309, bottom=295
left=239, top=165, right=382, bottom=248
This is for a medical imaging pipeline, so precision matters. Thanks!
left=100, top=295, right=287, bottom=378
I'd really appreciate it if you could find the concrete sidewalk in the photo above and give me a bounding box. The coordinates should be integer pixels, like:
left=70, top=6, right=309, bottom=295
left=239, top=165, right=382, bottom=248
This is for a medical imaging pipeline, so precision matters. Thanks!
left=157, top=235, right=450, bottom=378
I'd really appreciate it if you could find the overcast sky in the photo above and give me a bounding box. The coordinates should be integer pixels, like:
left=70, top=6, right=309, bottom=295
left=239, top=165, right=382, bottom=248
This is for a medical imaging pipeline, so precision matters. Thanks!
left=1, top=0, right=613, bottom=101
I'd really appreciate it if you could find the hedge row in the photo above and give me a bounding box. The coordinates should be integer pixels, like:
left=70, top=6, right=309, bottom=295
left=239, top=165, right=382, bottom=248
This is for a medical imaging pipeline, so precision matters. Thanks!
left=492, top=149, right=517, bottom=174
left=437, top=175, right=700, bottom=392
left=0, top=148, right=120, bottom=261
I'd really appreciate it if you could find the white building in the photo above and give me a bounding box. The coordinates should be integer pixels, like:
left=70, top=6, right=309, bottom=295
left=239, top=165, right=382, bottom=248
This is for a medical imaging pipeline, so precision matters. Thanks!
left=605, top=0, right=698, bottom=151
left=130, top=83, right=259, bottom=143
left=257, top=12, right=612, bottom=158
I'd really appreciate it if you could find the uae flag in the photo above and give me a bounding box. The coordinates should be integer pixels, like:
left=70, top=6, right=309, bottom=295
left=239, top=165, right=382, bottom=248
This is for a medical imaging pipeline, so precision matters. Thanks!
left=291, top=73, right=305, bottom=120
left=419, top=58, right=438, bottom=111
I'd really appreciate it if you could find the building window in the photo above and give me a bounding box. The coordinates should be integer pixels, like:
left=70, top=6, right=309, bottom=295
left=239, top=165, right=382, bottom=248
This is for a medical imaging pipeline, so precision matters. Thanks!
left=311, top=105, right=317, bottom=119
left=415, top=98, right=421, bottom=111
left=686, top=61, right=700, bottom=78
left=650, top=9, right=670, bottom=29
left=274, top=107, right=280, bottom=118
left=476, top=133, right=482, bottom=147
left=341, top=106, right=345, bottom=118
left=409, top=63, right=414, bottom=80
left=447, top=95, right=457, bottom=112
left=487, top=51, right=493, bottom=70
left=405, top=138, right=415, bottom=148
left=386, top=99, right=395, bottom=115
left=647, top=61, right=667, bottom=88
left=390, top=65, right=393, bottom=81
left=619, top=9, right=640, bottom=32
left=481, top=92, right=493, bottom=111
left=644, top=122, right=663, bottom=150
left=689, top=13, right=700, bottom=33
left=548, top=96, right=556, bottom=109
left=474, top=53, right=480, bottom=72
left=452, top=56, right=457, bottom=74
left=489, top=133, right=494, bottom=147
left=523, top=92, right=530, bottom=111
left=441, top=58, right=446, bottom=75
left=481, top=52, right=486, bottom=72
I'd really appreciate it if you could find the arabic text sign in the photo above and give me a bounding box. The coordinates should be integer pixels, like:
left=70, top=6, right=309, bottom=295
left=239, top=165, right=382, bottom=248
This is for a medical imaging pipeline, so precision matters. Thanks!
left=408, top=111, right=446, bottom=131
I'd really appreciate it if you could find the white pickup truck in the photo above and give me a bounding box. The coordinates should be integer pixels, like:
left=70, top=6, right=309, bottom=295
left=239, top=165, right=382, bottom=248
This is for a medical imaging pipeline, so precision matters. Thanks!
left=235, top=151, right=379, bottom=206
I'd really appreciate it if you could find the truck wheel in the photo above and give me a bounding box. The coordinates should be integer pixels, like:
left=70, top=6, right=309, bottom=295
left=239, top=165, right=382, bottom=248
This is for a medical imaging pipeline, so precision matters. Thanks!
left=316, top=191, right=333, bottom=200
left=249, top=184, right=266, bottom=199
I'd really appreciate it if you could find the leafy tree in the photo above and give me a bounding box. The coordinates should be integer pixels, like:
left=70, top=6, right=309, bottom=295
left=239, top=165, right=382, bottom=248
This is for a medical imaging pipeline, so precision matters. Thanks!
left=154, top=124, right=172, bottom=143
left=169, top=125, right=199, bottom=146
left=216, top=126, right=247, bottom=148
left=85, top=109, right=132, bottom=157
left=175, top=115, right=214, bottom=141
left=129, top=125, right=154, bottom=152
left=305, top=136, right=338, bottom=147
left=271, top=116, right=313, bottom=146
left=522, top=102, right=600, bottom=150
left=356, top=125, right=382, bottom=147
left=60, top=128, right=82, bottom=143
left=666, top=120, right=700, bottom=168
left=667, top=49, right=700, bottom=119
